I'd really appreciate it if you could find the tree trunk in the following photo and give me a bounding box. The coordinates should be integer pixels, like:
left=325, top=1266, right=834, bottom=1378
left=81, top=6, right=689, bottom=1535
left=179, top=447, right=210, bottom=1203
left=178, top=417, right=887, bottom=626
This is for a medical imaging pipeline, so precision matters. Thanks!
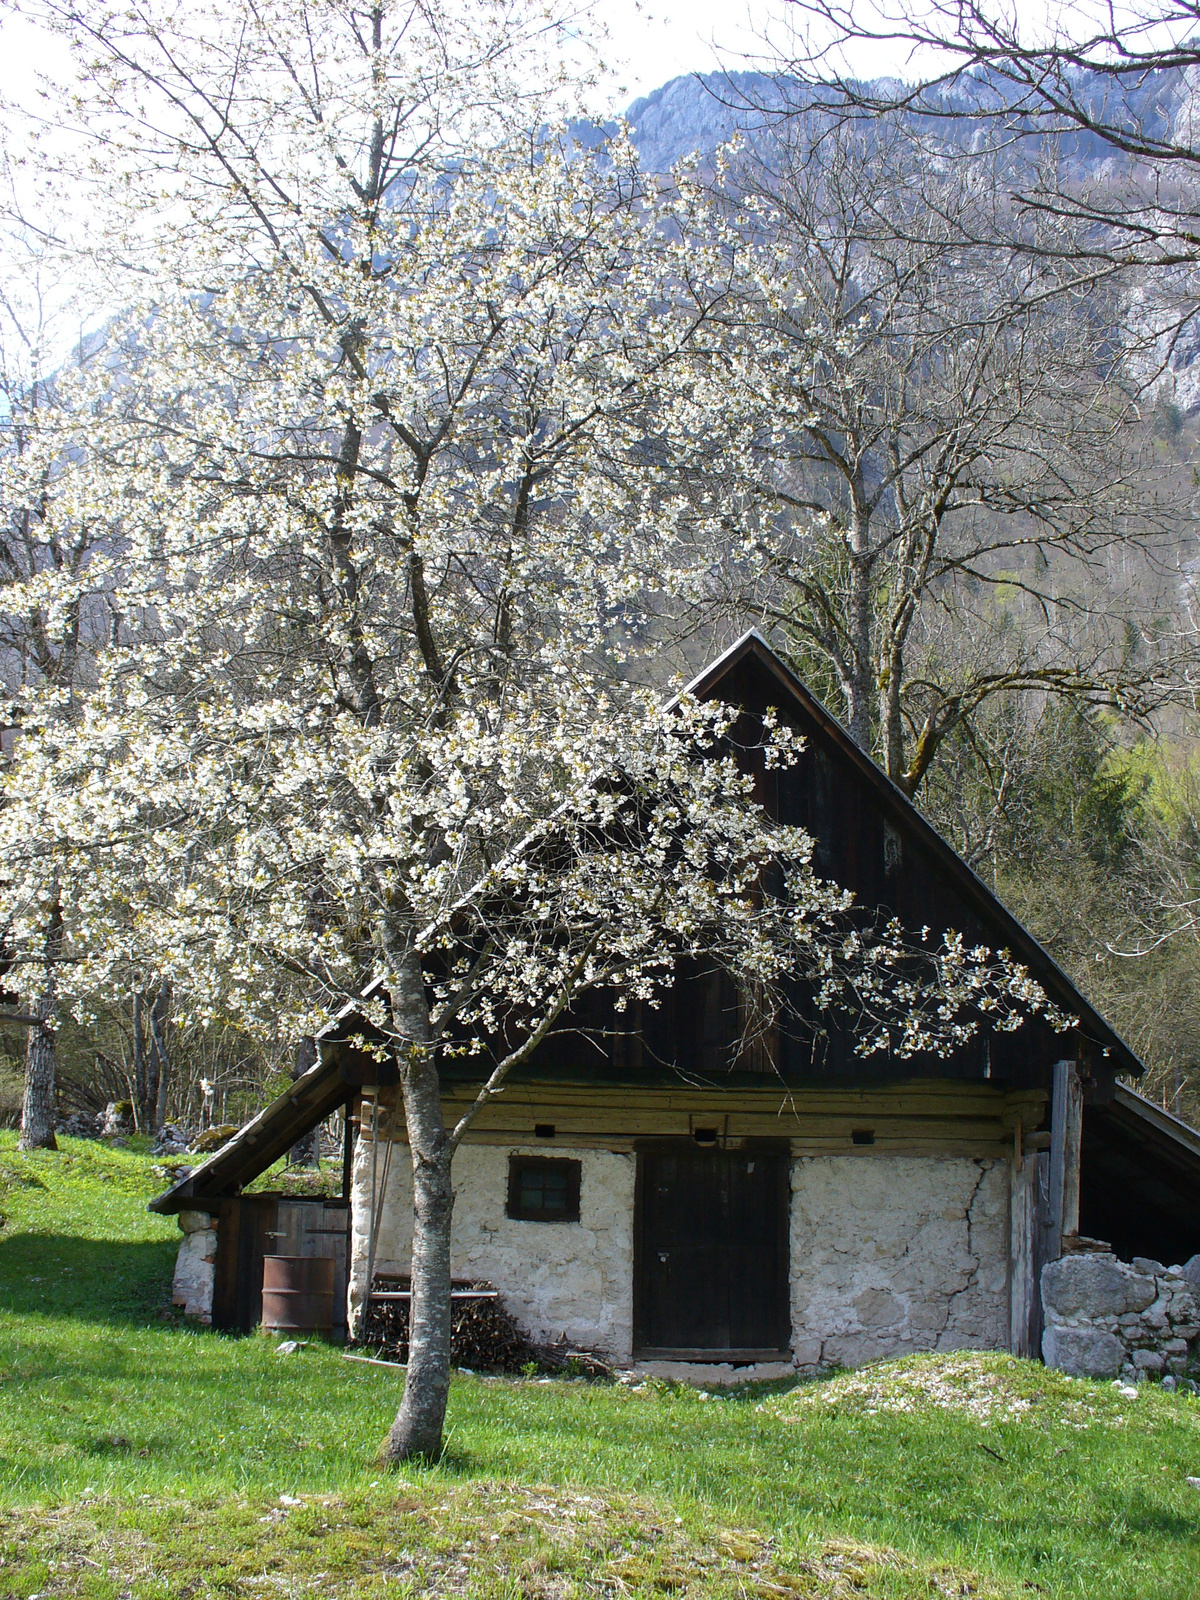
left=880, top=645, right=906, bottom=790
left=19, top=904, right=62, bottom=1152
left=148, top=982, right=171, bottom=1133
left=845, top=502, right=874, bottom=752
left=132, top=992, right=147, bottom=1132
left=289, top=1036, right=321, bottom=1167
left=132, top=981, right=172, bottom=1134
left=382, top=950, right=454, bottom=1464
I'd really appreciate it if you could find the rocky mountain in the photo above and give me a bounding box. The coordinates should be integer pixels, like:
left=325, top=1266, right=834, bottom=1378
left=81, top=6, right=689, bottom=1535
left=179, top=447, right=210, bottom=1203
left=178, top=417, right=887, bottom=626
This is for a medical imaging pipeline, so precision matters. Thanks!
left=621, top=67, right=1200, bottom=411
left=622, top=71, right=791, bottom=172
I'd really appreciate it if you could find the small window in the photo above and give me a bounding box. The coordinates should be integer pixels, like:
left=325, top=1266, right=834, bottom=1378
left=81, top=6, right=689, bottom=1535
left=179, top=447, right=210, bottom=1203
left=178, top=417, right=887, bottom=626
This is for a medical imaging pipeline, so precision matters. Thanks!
left=851, top=1128, right=876, bottom=1146
left=507, top=1156, right=581, bottom=1222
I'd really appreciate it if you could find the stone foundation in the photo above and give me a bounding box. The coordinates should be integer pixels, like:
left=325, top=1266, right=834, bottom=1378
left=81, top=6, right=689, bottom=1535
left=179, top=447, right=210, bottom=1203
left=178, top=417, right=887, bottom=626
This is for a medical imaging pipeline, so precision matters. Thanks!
left=172, top=1208, right=217, bottom=1321
left=1041, top=1252, right=1200, bottom=1381
left=789, top=1155, right=1011, bottom=1370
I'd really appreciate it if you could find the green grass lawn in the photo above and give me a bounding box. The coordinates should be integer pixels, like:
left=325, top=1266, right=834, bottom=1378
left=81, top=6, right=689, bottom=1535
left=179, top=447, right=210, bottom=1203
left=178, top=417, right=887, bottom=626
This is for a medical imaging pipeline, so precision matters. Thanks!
left=1, top=1133, right=1199, bottom=1598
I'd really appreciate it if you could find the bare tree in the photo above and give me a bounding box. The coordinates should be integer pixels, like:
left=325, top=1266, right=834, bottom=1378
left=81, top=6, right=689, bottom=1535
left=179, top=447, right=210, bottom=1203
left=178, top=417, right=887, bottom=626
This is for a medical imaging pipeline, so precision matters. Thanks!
left=665, top=115, right=1191, bottom=792
left=131, top=981, right=171, bottom=1135
left=779, top=3, right=1200, bottom=339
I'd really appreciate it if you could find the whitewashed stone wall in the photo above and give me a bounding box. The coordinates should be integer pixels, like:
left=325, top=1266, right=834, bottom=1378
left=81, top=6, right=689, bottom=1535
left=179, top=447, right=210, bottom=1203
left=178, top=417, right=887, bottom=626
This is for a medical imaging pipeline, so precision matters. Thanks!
left=789, top=1155, right=1010, bottom=1370
left=350, top=1142, right=636, bottom=1359
left=350, top=1142, right=1013, bottom=1368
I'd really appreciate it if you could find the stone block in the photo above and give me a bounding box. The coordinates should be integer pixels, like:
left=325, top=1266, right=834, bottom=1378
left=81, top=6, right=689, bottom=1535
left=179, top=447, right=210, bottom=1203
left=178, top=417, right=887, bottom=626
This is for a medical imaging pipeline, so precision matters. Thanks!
left=1168, top=1287, right=1200, bottom=1321
left=1042, top=1325, right=1125, bottom=1379
left=1132, top=1349, right=1166, bottom=1373
left=853, top=1288, right=903, bottom=1329
left=172, top=1228, right=217, bottom=1321
left=1183, top=1255, right=1200, bottom=1289
left=178, top=1209, right=213, bottom=1235
left=1132, top=1257, right=1167, bottom=1277
left=1165, top=1338, right=1190, bottom=1356
left=1041, top=1255, right=1157, bottom=1320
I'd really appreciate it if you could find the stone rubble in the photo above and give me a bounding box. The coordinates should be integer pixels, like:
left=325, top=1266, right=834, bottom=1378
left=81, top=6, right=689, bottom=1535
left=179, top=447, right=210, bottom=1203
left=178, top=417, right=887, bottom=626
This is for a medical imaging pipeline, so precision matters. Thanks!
left=1041, top=1251, right=1200, bottom=1383
left=54, top=1108, right=196, bottom=1153
left=153, top=1122, right=194, bottom=1154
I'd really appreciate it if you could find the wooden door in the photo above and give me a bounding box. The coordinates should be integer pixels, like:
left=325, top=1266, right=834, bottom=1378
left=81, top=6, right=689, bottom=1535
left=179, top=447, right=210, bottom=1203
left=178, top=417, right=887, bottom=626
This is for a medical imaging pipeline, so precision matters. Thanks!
left=634, top=1144, right=790, bottom=1360
left=231, top=1195, right=279, bottom=1333
left=212, top=1196, right=351, bottom=1338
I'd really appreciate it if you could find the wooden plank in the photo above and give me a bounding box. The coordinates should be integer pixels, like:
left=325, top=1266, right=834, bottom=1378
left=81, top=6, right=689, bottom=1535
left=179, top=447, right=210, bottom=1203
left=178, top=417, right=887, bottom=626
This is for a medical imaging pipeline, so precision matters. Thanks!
left=1009, top=1155, right=1038, bottom=1358
left=211, top=1199, right=242, bottom=1332
left=358, top=1130, right=1014, bottom=1157
left=438, top=1083, right=1019, bottom=1115
left=1062, top=1069, right=1084, bottom=1241
left=459, top=1109, right=1010, bottom=1135
left=358, top=1081, right=1040, bottom=1162
left=369, top=1290, right=499, bottom=1301
left=1047, top=1060, right=1083, bottom=1260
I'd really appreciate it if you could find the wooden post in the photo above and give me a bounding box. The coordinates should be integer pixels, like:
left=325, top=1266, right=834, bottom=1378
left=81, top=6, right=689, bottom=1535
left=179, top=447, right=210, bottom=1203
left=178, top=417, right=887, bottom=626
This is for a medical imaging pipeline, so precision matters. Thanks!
left=1009, top=1146, right=1039, bottom=1357
left=1062, top=1066, right=1084, bottom=1244
left=1047, top=1059, right=1084, bottom=1260
left=341, top=1094, right=357, bottom=1203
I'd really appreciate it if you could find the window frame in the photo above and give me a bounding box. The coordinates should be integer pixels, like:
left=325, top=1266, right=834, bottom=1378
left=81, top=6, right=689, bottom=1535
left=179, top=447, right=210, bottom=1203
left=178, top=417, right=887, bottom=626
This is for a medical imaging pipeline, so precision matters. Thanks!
left=506, top=1155, right=582, bottom=1222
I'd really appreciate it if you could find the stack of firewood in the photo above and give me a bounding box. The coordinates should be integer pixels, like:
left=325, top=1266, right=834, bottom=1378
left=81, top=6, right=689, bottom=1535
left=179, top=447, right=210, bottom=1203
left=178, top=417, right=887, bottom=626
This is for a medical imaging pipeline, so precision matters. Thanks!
left=359, top=1276, right=611, bottom=1377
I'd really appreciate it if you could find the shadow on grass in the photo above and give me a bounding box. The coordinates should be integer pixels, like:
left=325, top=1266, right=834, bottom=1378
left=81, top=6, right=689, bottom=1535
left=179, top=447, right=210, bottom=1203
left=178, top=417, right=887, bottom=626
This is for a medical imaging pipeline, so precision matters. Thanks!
left=0, top=1232, right=177, bottom=1324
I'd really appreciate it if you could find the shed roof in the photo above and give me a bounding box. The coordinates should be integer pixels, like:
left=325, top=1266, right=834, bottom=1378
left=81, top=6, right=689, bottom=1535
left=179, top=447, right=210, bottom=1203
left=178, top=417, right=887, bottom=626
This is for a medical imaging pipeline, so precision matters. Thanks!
left=148, top=1048, right=362, bottom=1213
left=1081, top=1084, right=1200, bottom=1265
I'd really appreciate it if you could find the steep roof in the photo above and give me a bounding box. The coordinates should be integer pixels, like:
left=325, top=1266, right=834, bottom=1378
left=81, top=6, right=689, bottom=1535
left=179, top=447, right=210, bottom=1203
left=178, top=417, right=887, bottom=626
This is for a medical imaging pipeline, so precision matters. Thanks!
left=147, top=1046, right=387, bottom=1214
left=688, top=630, right=1143, bottom=1078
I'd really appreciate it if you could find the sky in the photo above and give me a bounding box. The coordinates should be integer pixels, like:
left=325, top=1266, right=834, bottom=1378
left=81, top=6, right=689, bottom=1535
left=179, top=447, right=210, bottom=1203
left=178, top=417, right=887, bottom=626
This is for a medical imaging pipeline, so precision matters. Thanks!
left=595, top=0, right=801, bottom=104
left=1, top=1, right=1192, bottom=117
left=0, top=0, right=912, bottom=120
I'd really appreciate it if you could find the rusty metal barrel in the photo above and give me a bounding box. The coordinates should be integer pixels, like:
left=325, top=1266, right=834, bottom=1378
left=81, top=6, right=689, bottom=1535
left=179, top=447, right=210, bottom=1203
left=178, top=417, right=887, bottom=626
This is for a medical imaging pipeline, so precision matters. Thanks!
left=261, top=1255, right=335, bottom=1338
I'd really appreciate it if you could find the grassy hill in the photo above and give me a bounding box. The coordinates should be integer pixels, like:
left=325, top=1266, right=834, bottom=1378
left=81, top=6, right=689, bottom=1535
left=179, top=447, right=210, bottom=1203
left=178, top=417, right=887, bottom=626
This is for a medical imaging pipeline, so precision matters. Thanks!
left=1, top=1134, right=1198, bottom=1598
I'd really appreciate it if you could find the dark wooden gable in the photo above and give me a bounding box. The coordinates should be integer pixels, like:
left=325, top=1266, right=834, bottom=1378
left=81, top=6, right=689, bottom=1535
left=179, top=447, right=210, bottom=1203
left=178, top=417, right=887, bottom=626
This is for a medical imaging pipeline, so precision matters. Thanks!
left=509, top=632, right=1141, bottom=1095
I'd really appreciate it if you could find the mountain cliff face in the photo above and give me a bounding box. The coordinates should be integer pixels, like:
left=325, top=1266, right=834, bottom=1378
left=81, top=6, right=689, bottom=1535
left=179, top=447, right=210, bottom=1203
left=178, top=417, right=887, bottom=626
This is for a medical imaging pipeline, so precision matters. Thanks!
left=623, top=64, right=1198, bottom=174
left=623, top=72, right=790, bottom=172
left=623, top=69, right=1200, bottom=411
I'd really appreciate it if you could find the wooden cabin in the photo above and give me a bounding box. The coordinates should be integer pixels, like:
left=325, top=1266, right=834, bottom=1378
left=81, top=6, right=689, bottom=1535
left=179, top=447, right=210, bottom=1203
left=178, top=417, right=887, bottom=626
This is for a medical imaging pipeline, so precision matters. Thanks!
left=151, top=632, right=1200, bottom=1370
